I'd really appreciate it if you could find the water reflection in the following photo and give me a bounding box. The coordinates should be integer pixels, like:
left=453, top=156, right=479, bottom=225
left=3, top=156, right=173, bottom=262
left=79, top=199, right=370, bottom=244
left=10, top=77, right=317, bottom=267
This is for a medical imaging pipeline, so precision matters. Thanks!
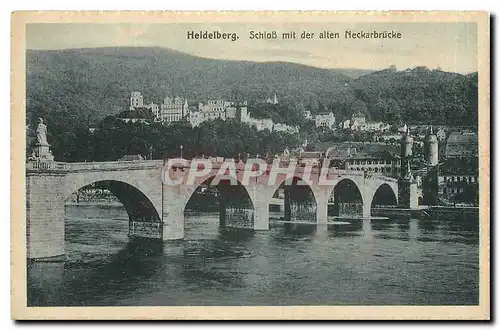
left=28, top=205, right=479, bottom=306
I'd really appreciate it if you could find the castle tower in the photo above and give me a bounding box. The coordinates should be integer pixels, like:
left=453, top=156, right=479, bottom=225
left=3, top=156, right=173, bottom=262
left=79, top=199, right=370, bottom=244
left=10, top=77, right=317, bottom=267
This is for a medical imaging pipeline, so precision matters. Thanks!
left=424, top=126, right=439, bottom=166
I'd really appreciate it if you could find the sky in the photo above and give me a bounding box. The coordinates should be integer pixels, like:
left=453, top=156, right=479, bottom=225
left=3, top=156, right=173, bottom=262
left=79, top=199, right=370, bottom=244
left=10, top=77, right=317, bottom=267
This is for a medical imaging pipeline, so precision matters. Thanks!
left=26, top=22, right=478, bottom=73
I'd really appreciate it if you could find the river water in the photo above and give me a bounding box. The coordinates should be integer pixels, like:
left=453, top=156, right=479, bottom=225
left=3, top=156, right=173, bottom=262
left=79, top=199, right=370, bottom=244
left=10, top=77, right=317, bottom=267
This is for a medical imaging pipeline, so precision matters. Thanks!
left=27, top=204, right=479, bottom=306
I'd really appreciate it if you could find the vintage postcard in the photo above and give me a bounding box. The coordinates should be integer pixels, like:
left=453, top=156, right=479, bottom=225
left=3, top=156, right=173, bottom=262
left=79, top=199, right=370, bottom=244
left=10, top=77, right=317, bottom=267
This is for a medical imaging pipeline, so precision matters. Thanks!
left=11, top=11, right=490, bottom=320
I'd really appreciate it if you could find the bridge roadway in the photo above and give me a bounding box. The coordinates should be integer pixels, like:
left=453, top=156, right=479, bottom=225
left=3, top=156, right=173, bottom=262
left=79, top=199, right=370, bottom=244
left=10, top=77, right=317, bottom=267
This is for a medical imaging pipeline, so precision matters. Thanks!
left=26, top=159, right=401, bottom=260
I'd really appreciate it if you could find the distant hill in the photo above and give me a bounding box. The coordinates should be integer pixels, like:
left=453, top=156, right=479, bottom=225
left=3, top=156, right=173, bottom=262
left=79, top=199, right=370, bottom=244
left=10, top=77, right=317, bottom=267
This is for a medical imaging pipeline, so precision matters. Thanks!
left=347, top=67, right=478, bottom=126
left=26, top=47, right=478, bottom=150
left=331, top=68, right=375, bottom=79
left=26, top=47, right=353, bottom=126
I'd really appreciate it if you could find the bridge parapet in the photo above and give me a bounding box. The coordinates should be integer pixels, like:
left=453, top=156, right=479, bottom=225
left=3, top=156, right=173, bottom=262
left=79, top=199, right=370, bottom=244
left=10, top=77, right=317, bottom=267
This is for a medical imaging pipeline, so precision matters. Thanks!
left=26, top=161, right=67, bottom=173
left=64, top=160, right=164, bottom=172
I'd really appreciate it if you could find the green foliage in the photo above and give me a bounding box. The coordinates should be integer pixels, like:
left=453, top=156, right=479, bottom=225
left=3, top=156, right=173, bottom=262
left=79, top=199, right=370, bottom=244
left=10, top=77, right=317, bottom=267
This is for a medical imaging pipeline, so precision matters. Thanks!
left=25, top=48, right=478, bottom=161
left=349, top=68, right=478, bottom=126
left=39, top=116, right=301, bottom=162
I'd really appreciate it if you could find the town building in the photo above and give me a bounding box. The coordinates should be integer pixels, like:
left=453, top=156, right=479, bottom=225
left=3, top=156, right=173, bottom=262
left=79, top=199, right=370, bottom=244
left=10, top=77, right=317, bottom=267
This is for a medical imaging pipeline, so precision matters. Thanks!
left=273, top=123, right=300, bottom=134
left=243, top=117, right=274, bottom=131
left=417, top=127, right=479, bottom=206
left=445, top=132, right=478, bottom=158
left=161, top=97, right=189, bottom=123
left=335, top=151, right=401, bottom=176
left=315, top=112, right=336, bottom=129
left=322, top=142, right=402, bottom=177
left=130, top=91, right=144, bottom=110
left=119, top=118, right=149, bottom=124
left=266, top=93, right=279, bottom=105
left=359, top=121, right=391, bottom=132
left=144, top=102, right=160, bottom=121
left=351, top=111, right=366, bottom=126
left=347, top=112, right=390, bottom=132
left=239, top=105, right=249, bottom=122
left=298, top=150, right=323, bottom=167
left=341, top=119, right=351, bottom=129
left=303, top=111, right=312, bottom=120
left=189, top=99, right=239, bottom=127
left=436, top=159, right=479, bottom=205
left=436, top=128, right=447, bottom=141
left=198, top=100, right=233, bottom=120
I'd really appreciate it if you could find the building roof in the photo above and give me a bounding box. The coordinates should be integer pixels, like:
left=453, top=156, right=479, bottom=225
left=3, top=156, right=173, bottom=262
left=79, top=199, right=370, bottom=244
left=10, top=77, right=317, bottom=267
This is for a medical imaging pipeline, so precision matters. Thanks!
left=445, top=132, right=478, bottom=158
left=438, top=157, right=478, bottom=176
left=321, top=142, right=401, bottom=160
left=299, top=151, right=323, bottom=158
left=118, top=154, right=144, bottom=161
left=344, top=150, right=400, bottom=161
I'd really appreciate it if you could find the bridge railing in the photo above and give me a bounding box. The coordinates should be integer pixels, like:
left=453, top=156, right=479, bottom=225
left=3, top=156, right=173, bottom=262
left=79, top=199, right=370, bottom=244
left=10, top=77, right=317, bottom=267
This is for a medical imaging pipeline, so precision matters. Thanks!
left=26, top=158, right=399, bottom=184
left=26, top=161, right=67, bottom=171
left=65, top=160, right=164, bottom=172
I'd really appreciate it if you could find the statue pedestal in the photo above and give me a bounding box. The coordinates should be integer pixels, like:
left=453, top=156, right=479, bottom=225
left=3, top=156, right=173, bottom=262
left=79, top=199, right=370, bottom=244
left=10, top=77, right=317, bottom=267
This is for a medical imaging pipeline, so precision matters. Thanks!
left=33, top=143, right=54, bottom=161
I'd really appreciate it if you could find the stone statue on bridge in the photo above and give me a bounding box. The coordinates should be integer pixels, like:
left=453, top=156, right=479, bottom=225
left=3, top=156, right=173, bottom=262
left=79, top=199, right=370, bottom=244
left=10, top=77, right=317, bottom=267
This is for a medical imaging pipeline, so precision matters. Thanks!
left=29, top=117, right=54, bottom=162
left=36, top=118, right=48, bottom=145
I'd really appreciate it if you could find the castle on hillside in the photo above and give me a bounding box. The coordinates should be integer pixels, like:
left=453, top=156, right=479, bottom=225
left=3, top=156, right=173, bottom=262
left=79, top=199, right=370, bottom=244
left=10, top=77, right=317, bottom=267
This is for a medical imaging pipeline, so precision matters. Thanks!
left=127, top=91, right=297, bottom=133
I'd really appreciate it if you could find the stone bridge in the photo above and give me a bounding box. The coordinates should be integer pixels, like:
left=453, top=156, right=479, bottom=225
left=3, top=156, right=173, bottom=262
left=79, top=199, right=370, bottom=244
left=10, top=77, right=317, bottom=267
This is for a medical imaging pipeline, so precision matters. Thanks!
left=26, top=159, right=401, bottom=260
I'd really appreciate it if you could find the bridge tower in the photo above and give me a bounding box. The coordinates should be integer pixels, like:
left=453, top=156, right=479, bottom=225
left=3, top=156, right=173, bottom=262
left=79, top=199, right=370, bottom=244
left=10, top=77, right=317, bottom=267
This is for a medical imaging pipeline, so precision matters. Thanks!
left=400, top=125, right=413, bottom=177
left=424, top=126, right=439, bottom=166
left=398, top=127, right=418, bottom=209
left=422, top=126, right=440, bottom=205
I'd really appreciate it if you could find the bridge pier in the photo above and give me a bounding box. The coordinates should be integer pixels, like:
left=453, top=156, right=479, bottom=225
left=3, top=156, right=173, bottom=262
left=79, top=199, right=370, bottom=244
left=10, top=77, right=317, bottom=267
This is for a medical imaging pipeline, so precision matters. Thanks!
left=162, top=211, right=184, bottom=240
left=284, top=184, right=317, bottom=223
left=26, top=170, right=66, bottom=260
left=253, top=197, right=270, bottom=230
left=363, top=201, right=371, bottom=219
left=162, top=185, right=185, bottom=240
left=219, top=183, right=255, bottom=229
left=312, top=186, right=330, bottom=224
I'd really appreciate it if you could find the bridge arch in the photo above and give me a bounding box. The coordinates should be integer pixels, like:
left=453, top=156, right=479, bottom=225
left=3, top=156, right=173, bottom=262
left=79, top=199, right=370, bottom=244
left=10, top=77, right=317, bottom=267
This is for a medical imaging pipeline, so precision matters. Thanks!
left=329, top=178, right=364, bottom=217
left=66, top=180, right=161, bottom=223
left=269, top=176, right=318, bottom=223
left=183, top=174, right=256, bottom=229
left=370, top=183, right=398, bottom=208
left=366, top=181, right=398, bottom=211
left=64, top=170, right=162, bottom=219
